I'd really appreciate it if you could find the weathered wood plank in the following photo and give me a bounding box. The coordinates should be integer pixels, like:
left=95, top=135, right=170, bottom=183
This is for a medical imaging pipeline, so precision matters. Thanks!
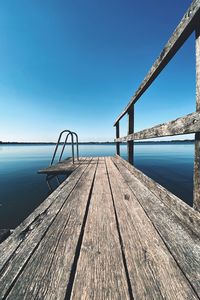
left=113, top=156, right=200, bottom=297
left=2, top=158, right=98, bottom=300
left=38, top=157, right=85, bottom=174
left=106, top=157, right=198, bottom=299
left=0, top=158, right=90, bottom=285
left=115, top=111, right=200, bottom=142
left=127, top=106, right=134, bottom=164
left=115, top=122, right=120, bottom=155
left=194, top=23, right=200, bottom=211
left=71, top=157, right=130, bottom=299
left=114, top=0, right=200, bottom=125
left=115, top=155, right=200, bottom=237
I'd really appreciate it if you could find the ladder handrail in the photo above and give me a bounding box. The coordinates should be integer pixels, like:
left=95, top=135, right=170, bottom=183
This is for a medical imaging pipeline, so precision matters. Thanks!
left=72, top=131, right=79, bottom=160
left=50, top=130, right=78, bottom=166
left=58, top=132, right=74, bottom=163
left=58, top=132, right=79, bottom=163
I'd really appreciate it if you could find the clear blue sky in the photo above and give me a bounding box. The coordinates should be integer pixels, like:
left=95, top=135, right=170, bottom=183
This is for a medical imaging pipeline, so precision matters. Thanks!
left=0, top=0, right=195, bottom=142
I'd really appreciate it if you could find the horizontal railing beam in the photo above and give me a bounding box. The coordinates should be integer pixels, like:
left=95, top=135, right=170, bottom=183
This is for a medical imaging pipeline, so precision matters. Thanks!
left=114, top=0, right=200, bottom=126
left=115, top=112, right=200, bottom=142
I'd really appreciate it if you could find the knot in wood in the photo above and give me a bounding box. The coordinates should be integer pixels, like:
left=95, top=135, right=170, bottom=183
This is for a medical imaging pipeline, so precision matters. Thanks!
left=124, top=193, right=130, bottom=201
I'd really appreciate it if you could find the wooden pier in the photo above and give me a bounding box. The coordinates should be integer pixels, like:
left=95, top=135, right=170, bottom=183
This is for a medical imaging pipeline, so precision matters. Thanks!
left=0, top=156, right=200, bottom=299
left=1, top=0, right=200, bottom=299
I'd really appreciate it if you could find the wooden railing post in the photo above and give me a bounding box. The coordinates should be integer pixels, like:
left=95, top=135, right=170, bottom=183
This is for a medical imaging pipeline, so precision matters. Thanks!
left=127, top=106, right=134, bottom=165
left=116, top=122, right=120, bottom=156
left=194, top=22, right=200, bottom=211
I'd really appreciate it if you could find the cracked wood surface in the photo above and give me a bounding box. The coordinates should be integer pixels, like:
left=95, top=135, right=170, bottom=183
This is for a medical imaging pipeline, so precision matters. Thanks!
left=71, top=157, right=129, bottom=299
left=113, top=156, right=200, bottom=297
left=4, top=158, right=98, bottom=300
left=115, top=112, right=200, bottom=142
left=0, top=157, right=199, bottom=299
left=114, top=155, right=200, bottom=237
left=106, top=157, right=199, bottom=299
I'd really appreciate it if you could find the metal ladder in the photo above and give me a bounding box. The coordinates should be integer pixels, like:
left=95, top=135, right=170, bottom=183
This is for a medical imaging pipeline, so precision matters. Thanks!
left=50, top=130, right=79, bottom=166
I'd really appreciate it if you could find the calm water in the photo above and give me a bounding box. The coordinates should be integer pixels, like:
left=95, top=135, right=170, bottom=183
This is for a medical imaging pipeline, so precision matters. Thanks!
left=0, top=143, right=194, bottom=229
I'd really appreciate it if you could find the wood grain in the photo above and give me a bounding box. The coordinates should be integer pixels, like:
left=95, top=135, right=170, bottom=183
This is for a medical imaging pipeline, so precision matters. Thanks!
left=115, top=155, right=200, bottom=237
left=115, top=112, right=200, bottom=142
left=113, top=156, right=200, bottom=297
left=3, top=159, right=98, bottom=300
left=106, top=157, right=198, bottom=299
left=0, top=157, right=88, bottom=265
left=0, top=158, right=91, bottom=296
left=1, top=156, right=200, bottom=299
left=114, top=0, right=200, bottom=125
left=71, top=157, right=129, bottom=299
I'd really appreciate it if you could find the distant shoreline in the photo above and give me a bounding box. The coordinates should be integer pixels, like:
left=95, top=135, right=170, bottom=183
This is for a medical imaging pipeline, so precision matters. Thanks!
left=0, top=140, right=194, bottom=145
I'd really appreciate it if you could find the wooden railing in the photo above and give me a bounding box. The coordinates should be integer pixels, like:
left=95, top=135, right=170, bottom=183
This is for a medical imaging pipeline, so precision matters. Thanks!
left=114, top=0, right=200, bottom=211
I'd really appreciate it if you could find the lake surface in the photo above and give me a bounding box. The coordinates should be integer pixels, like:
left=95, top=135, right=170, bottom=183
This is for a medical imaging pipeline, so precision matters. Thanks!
left=0, top=143, right=194, bottom=229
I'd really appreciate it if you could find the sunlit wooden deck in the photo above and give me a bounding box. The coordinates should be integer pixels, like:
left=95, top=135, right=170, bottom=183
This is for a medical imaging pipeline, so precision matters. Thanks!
left=0, top=156, right=200, bottom=299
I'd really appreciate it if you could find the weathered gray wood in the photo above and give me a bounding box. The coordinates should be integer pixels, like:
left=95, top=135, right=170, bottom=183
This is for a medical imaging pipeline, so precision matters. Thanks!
left=38, top=157, right=85, bottom=174
left=194, top=23, right=200, bottom=211
left=115, top=155, right=200, bottom=237
left=1, top=155, right=200, bottom=299
left=106, top=157, right=198, bottom=299
left=115, top=122, right=120, bottom=155
left=2, top=158, right=98, bottom=300
left=38, top=157, right=73, bottom=174
left=0, top=158, right=90, bottom=289
left=71, top=157, right=130, bottom=299
left=114, top=0, right=200, bottom=126
left=0, top=157, right=88, bottom=266
left=112, top=156, right=200, bottom=297
left=115, top=112, right=200, bottom=142
left=127, top=106, right=134, bottom=164
left=0, top=229, right=11, bottom=243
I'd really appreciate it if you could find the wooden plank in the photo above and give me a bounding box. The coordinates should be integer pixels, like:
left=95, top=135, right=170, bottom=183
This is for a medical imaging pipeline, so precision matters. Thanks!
left=127, top=106, right=134, bottom=164
left=194, top=23, right=200, bottom=211
left=0, top=157, right=88, bottom=268
left=105, top=157, right=198, bottom=299
left=112, top=157, right=200, bottom=297
left=71, top=157, right=130, bottom=299
left=1, top=158, right=98, bottom=300
left=114, top=0, right=200, bottom=125
left=38, top=157, right=73, bottom=174
left=115, top=122, right=120, bottom=155
left=38, top=157, right=83, bottom=174
left=0, top=158, right=90, bottom=283
left=115, top=111, right=200, bottom=142
left=115, top=155, right=200, bottom=237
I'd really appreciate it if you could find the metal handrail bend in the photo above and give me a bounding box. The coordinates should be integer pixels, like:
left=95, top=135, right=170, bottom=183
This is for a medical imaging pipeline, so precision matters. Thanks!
left=72, top=131, right=79, bottom=160
left=59, top=131, right=79, bottom=162
left=50, top=130, right=79, bottom=166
